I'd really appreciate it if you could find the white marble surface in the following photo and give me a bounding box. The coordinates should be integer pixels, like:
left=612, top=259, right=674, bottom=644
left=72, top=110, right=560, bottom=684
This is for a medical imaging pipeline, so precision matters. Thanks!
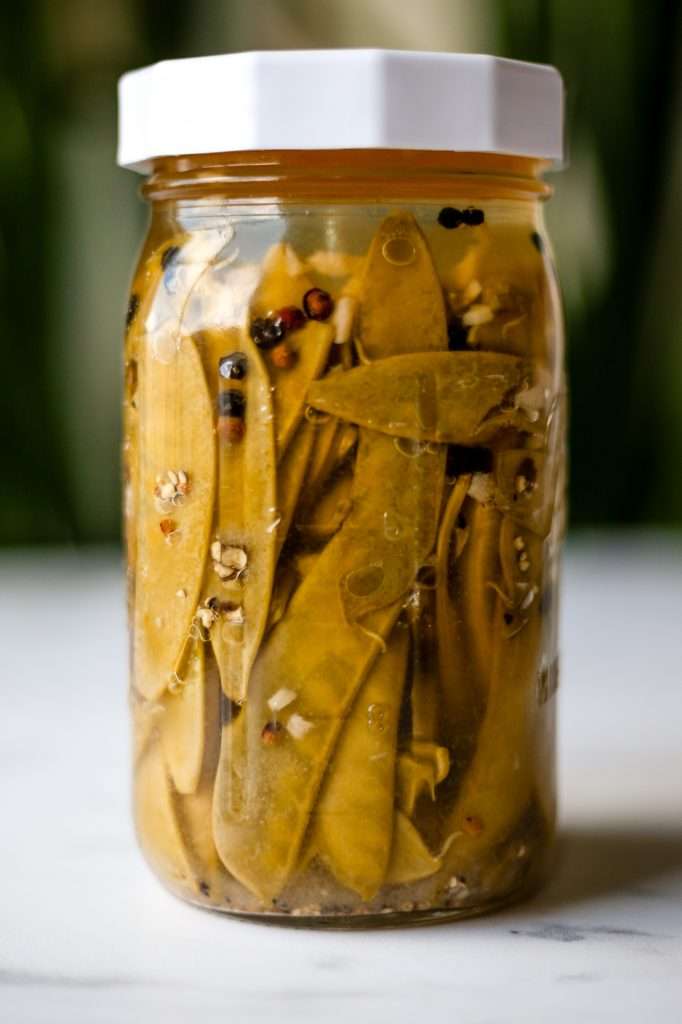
left=0, top=537, right=680, bottom=1023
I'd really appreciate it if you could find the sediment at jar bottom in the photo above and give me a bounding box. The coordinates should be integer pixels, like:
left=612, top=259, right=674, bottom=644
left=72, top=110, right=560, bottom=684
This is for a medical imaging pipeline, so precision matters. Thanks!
left=128, top=204, right=562, bottom=919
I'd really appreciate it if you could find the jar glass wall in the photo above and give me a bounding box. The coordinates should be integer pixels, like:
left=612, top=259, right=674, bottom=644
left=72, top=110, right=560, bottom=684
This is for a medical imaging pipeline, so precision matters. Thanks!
left=124, top=151, right=565, bottom=925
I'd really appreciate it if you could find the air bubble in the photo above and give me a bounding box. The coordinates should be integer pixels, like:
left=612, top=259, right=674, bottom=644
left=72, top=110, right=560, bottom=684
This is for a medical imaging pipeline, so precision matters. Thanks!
left=383, top=510, right=403, bottom=540
left=382, top=235, right=416, bottom=266
left=367, top=702, right=390, bottom=733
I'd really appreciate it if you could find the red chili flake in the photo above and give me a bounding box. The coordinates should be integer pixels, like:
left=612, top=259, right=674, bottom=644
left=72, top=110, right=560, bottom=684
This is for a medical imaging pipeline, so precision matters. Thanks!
left=270, top=342, right=297, bottom=370
left=303, top=288, right=334, bottom=321
left=274, top=305, right=306, bottom=332
left=159, top=518, right=177, bottom=536
left=219, top=416, right=245, bottom=444
left=261, top=721, right=284, bottom=746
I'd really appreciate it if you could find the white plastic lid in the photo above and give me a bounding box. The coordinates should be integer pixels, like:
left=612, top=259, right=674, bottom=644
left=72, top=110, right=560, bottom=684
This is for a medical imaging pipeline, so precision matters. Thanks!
left=118, top=49, right=564, bottom=173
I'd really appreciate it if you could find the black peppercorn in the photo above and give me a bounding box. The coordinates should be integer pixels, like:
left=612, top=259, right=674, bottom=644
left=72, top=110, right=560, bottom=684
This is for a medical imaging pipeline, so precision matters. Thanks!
left=219, top=351, right=248, bottom=380
left=462, top=207, right=485, bottom=226
left=218, top=389, right=246, bottom=417
left=437, top=207, right=463, bottom=229
left=125, top=292, right=140, bottom=329
left=250, top=316, right=285, bottom=349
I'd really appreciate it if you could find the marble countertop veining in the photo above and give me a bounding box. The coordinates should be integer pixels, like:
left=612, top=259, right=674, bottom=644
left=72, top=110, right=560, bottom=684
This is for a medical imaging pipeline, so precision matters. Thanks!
left=0, top=537, right=681, bottom=1023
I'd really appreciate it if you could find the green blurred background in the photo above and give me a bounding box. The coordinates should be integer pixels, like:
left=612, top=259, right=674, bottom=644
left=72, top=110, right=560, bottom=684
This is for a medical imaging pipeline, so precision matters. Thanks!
left=1, top=0, right=681, bottom=546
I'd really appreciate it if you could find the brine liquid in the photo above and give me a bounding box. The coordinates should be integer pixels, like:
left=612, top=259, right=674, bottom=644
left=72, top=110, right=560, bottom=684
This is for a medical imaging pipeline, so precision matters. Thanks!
left=125, top=195, right=564, bottom=923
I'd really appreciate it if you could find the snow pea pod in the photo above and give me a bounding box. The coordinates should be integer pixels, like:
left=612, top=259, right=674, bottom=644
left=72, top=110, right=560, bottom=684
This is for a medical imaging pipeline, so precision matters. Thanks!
left=434, top=476, right=483, bottom=753
left=308, top=351, right=534, bottom=445
left=433, top=516, right=544, bottom=892
left=308, top=625, right=409, bottom=900
left=193, top=326, right=277, bottom=705
left=273, top=420, right=317, bottom=561
left=160, top=639, right=207, bottom=795
left=134, top=330, right=215, bottom=701
left=459, top=497, right=502, bottom=704
left=385, top=811, right=442, bottom=886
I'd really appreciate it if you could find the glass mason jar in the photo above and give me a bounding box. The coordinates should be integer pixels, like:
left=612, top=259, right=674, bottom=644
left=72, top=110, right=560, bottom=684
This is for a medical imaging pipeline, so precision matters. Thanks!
left=120, top=52, right=565, bottom=925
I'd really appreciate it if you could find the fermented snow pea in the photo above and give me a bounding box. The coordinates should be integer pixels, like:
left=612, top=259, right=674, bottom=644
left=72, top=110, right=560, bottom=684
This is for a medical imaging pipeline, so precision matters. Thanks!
left=459, top=497, right=502, bottom=701
left=193, top=326, right=276, bottom=705
left=308, top=351, right=535, bottom=445
left=212, top=565, right=401, bottom=900
left=134, top=744, right=195, bottom=889
left=406, top=585, right=438, bottom=743
left=433, top=516, right=544, bottom=891
left=273, top=420, right=317, bottom=561
left=295, top=420, right=358, bottom=529
left=356, top=212, right=450, bottom=360
left=292, top=411, right=340, bottom=517
left=212, top=212, right=450, bottom=901
left=396, top=740, right=450, bottom=818
left=134, top=330, right=215, bottom=702
left=160, top=638, right=207, bottom=795
left=434, top=475, right=483, bottom=749
left=124, top=233, right=189, bottom=609
left=250, top=243, right=335, bottom=457
left=494, top=448, right=552, bottom=537
left=308, top=625, right=409, bottom=900
left=338, top=431, right=446, bottom=625
left=294, top=462, right=353, bottom=542
left=385, top=811, right=442, bottom=886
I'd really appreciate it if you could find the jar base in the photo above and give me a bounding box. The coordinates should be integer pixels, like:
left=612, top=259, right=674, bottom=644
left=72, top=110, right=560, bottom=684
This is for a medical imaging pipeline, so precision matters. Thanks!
left=164, top=868, right=548, bottom=930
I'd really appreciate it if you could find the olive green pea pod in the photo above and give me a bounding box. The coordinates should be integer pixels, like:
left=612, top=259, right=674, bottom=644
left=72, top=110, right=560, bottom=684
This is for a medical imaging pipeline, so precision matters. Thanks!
left=266, top=565, right=300, bottom=632
left=134, top=743, right=196, bottom=891
left=124, top=234, right=192, bottom=615
left=459, top=497, right=502, bottom=702
left=160, top=638, right=207, bottom=795
left=308, top=625, right=409, bottom=900
left=295, top=463, right=353, bottom=542
left=193, top=327, right=276, bottom=705
left=308, top=351, right=535, bottom=445
left=385, top=811, right=442, bottom=885
left=212, top=567, right=401, bottom=902
left=272, top=420, right=317, bottom=561
left=251, top=243, right=335, bottom=458
left=406, top=585, right=439, bottom=743
left=433, top=518, right=544, bottom=892
left=356, top=211, right=448, bottom=359
left=396, top=740, right=450, bottom=817
left=435, top=476, right=484, bottom=748
left=494, top=448, right=552, bottom=537
left=339, top=432, right=446, bottom=625
left=298, top=415, right=358, bottom=516
left=130, top=691, right=164, bottom=766
left=134, top=331, right=215, bottom=702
